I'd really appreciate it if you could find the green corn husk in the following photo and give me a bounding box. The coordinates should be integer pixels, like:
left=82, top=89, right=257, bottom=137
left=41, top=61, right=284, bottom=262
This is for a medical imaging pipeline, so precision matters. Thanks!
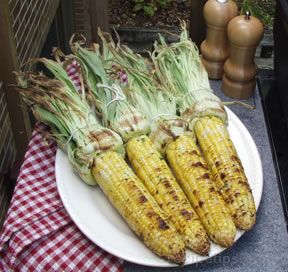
left=16, top=59, right=124, bottom=185
left=98, top=31, right=193, bottom=155
left=69, top=38, right=150, bottom=143
left=151, top=23, right=227, bottom=130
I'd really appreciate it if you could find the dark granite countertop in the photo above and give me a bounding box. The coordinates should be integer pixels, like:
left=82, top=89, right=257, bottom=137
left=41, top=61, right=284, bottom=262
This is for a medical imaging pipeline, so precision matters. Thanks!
left=124, top=81, right=288, bottom=272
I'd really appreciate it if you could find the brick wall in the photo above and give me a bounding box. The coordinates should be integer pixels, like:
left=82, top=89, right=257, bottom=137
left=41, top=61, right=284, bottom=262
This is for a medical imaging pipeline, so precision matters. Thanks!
left=74, top=0, right=91, bottom=42
left=0, top=81, right=16, bottom=228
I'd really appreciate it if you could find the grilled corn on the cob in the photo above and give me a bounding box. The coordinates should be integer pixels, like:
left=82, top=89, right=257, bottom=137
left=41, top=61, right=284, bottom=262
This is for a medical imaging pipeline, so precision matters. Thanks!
left=92, top=151, right=186, bottom=264
left=94, top=32, right=237, bottom=249
left=127, top=135, right=210, bottom=255
left=166, top=134, right=236, bottom=247
left=71, top=43, right=211, bottom=255
left=194, top=116, right=256, bottom=230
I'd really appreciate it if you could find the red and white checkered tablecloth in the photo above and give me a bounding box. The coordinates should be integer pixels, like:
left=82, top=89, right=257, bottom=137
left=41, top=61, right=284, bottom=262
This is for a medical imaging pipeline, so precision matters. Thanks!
left=0, top=61, right=124, bottom=271
left=0, top=123, right=123, bottom=271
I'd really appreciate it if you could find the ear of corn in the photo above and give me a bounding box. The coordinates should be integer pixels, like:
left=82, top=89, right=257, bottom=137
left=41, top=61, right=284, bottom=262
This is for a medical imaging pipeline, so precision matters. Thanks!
left=194, top=116, right=256, bottom=230
left=16, top=61, right=124, bottom=186
left=126, top=135, right=210, bottom=255
left=92, top=151, right=186, bottom=264
left=151, top=25, right=257, bottom=231
left=166, top=134, right=236, bottom=247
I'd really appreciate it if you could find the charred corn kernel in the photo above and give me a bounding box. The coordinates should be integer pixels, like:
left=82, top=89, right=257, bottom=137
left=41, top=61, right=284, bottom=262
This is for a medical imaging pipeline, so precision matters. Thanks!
left=194, top=116, right=256, bottom=230
left=166, top=134, right=236, bottom=247
left=126, top=135, right=210, bottom=255
left=92, top=151, right=185, bottom=264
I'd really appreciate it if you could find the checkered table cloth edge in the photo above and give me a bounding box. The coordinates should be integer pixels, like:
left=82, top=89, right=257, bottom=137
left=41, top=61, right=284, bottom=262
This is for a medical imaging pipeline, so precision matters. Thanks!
left=0, top=61, right=123, bottom=272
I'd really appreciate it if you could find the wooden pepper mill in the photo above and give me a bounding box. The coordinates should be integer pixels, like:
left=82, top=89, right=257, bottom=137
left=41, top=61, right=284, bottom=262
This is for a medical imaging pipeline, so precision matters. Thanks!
left=201, top=0, right=238, bottom=79
left=222, top=11, right=264, bottom=99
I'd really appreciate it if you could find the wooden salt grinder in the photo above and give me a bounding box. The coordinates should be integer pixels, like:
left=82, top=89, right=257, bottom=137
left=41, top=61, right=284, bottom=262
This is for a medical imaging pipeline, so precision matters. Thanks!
left=201, top=0, right=238, bottom=79
left=222, top=12, right=264, bottom=99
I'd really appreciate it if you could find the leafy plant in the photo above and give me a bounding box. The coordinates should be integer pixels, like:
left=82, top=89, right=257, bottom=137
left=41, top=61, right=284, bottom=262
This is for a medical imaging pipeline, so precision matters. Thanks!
left=238, top=0, right=274, bottom=28
left=133, top=0, right=171, bottom=17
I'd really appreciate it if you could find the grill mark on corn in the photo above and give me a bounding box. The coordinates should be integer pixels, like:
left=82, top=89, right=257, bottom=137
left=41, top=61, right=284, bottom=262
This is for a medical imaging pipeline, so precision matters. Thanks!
left=215, top=161, right=221, bottom=167
left=162, top=179, right=172, bottom=189
left=186, top=150, right=198, bottom=156
left=161, top=141, right=168, bottom=149
left=193, top=189, right=199, bottom=195
left=157, top=217, right=170, bottom=230
left=234, top=192, right=240, bottom=198
left=139, top=195, right=148, bottom=203
left=220, top=173, right=226, bottom=180
left=181, top=209, right=192, bottom=220
left=225, top=188, right=231, bottom=193
left=169, top=190, right=179, bottom=201
left=147, top=211, right=157, bottom=217
left=200, top=173, right=210, bottom=179
left=127, top=182, right=138, bottom=190
left=191, top=162, right=208, bottom=169
left=199, top=201, right=204, bottom=208
left=231, top=155, right=243, bottom=168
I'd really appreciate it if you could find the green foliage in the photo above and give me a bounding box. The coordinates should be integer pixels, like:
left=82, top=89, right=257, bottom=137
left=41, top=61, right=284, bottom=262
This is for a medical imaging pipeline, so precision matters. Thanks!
left=133, top=0, right=171, bottom=17
left=132, top=0, right=274, bottom=27
left=238, top=0, right=274, bottom=28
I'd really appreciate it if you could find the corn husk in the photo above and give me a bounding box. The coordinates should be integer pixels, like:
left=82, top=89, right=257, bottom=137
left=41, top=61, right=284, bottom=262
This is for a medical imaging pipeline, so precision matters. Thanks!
left=98, top=31, right=193, bottom=155
left=151, top=23, right=227, bottom=130
left=69, top=39, right=150, bottom=143
left=16, top=59, right=124, bottom=185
